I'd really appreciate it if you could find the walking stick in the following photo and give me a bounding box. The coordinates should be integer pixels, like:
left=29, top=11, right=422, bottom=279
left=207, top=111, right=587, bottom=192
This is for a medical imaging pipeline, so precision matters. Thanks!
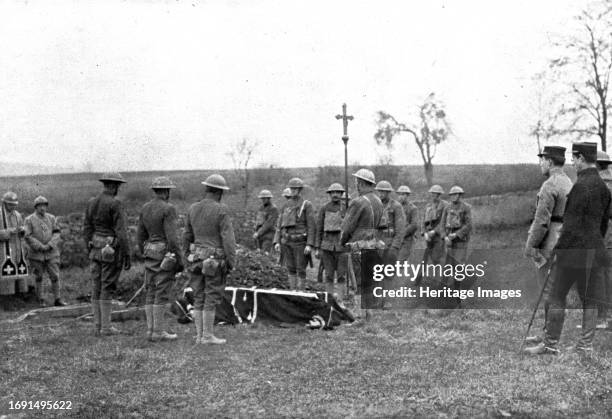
left=519, top=257, right=555, bottom=356
left=126, top=269, right=147, bottom=308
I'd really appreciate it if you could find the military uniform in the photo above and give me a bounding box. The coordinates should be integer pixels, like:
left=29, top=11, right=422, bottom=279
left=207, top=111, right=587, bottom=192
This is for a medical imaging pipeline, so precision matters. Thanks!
left=421, top=199, right=448, bottom=269
left=378, top=197, right=406, bottom=304
left=0, top=198, right=29, bottom=295
left=443, top=200, right=472, bottom=286
left=274, top=196, right=316, bottom=287
left=598, top=164, right=612, bottom=322
left=254, top=203, right=279, bottom=253
left=398, top=200, right=418, bottom=263
left=316, top=200, right=348, bottom=293
left=24, top=210, right=62, bottom=302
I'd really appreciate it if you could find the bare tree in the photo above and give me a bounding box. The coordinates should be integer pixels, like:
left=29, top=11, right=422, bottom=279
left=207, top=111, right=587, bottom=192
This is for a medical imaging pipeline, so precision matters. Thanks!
left=529, top=72, right=563, bottom=153
left=227, top=138, right=259, bottom=206
left=374, top=93, right=451, bottom=186
left=546, top=1, right=612, bottom=150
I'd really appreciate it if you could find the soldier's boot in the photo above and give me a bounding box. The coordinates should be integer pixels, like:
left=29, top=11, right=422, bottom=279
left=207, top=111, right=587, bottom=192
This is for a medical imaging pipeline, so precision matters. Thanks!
left=51, top=281, right=66, bottom=306
left=524, top=306, right=564, bottom=355
left=92, top=300, right=101, bottom=336
left=576, top=308, right=597, bottom=353
left=144, top=304, right=154, bottom=341
left=34, top=280, right=45, bottom=306
left=288, top=275, right=297, bottom=290
left=151, top=305, right=178, bottom=341
left=193, top=310, right=204, bottom=344
left=526, top=302, right=549, bottom=344
left=200, top=309, right=226, bottom=345
left=99, top=300, right=121, bottom=336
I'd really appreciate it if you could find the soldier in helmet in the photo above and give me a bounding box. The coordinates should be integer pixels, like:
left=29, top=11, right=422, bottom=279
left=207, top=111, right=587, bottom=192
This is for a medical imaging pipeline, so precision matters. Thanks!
left=183, top=174, right=236, bottom=345
left=137, top=177, right=183, bottom=341
left=442, top=186, right=472, bottom=293
left=596, top=150, right=612, bottom=329
left=83, top=173, right=132, bottom=336
left=375, top=181, right=406, bottom=308
left=253, top=190, right=279, bottom=254
left=396, top=185, right=418, bottom=264
left=416, top=185, right=448, bottom=285
left=340, top=168, right=384, bottom=319
left=282, top=188, right=292, bottom=200
left=24, top=196, right=65, bottom=306
left=522, top=146, right=572, bottom=344
left=273, top=177, right=316, bottom=290
left=0, top=192, right=29, bottom=296
left=315, top=183, right=348, bottom=297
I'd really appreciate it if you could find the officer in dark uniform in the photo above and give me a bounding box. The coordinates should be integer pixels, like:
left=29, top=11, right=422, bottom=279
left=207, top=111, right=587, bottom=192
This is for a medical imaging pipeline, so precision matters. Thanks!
left=83, top=173, right=131, bottom=336
left=396, top=185, right=418, bottom=264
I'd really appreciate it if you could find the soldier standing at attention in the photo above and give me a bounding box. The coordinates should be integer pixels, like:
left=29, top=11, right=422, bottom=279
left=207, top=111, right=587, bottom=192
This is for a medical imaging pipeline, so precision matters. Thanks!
left=0, top=192, right=29, bottom=296
left=443, top=186, right=472, bottom=293
left=596, top=150, right=612, bottom=329
left=315, top=183, right=348, bottom=298
left=525, top=142, right=611, bottom=355
left=183, top=174, right=236, bottom=345
left=137, top=176, right=183, bottom=342
left=273, top=178, right=316, bottom=290
left=24, top=196, right=65, bottom=306
left=253, top=190, right=279, bottom=254
left=416, top=185, right=448, bottom=285
left=396, top=185, right=418, bottom=264
left=83, top=173, right=131, bottom=336
left=523, top=146, right=572, bottom=344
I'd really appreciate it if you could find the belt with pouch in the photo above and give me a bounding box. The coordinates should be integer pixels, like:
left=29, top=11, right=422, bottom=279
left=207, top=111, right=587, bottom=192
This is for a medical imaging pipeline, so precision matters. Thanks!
left=282, top=231, right=307, bottom=242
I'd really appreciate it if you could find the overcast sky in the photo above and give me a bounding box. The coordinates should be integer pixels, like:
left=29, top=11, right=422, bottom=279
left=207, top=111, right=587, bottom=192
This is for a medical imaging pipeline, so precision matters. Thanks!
left=0, top=0, right=583, bottom=172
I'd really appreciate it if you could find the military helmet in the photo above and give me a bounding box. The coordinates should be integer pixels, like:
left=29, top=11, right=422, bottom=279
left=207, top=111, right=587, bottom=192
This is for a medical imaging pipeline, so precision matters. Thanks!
left=282, top=188, right=292, bottom=197
left=352, top=168, right=375, bottom=184
left=428, top=184, right=444, bottom=194
left=2, top=191, right=18, bottom=204
left=202, top=174, right=230, bottom=191
left=449, top=185, right=464, bottom=195
left=326, top=183, right=345, bottom=193
left=287, top=177, right=304, bottom=188
left=597, top=150, right=612, bottom=164
left=99, top=172, right=127, bottom=184
left=375, top=180, right=393, bottom=192
left=258, top=189, right=273, bottom=198
left=150, top=176, right=176, bottom=189
left=34, top=196, right=49, bottom=207
left=397, top=185, right=412, bottom=194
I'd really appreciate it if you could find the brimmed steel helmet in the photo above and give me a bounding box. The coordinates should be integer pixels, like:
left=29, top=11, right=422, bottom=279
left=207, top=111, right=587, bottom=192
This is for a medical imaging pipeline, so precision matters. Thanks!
left=99, top=172, right=127, bottom=184
left=449, top=185, right=464, bottom=195
left=150, top=176, right=176, bottom=189
left=375, top=180, right=393, bottom=192
left=352, top=168, right=375, bottom=184
left=428, top=185, right=444, bottom=194
left=2, top=191, right=18, bottom=204
left=597, top=151, right=612, bottom=164
left=258, top=189, right=273, bottom=199
left=202, top=174, right=230, bottom=191
left=326, top=183, right=345, bottom=193
left=287, top=178, right=304, bottom=188
left=34, top=196, right=49, bottom=207
left=282, top=188, right=292, bottom=198
left=397, top=185, right=412, bottom=194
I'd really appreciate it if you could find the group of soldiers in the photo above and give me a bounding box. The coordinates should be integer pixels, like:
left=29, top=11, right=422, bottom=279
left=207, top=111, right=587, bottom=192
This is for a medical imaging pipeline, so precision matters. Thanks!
left=523, top=142, right=612, bottom=355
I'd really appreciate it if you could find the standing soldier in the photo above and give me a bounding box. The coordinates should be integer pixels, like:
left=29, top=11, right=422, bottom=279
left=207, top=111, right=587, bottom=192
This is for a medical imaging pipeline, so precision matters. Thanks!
left=375, top=180, right=406, bottom=309
left=83, top=173, right=132, bottom=336
left=183, top=174, right=236, bottom=345
left=273, top=178, right=316, bottom=290
left=416, top=185, right=448, bottom=285
left=340, top=169, right=384, bottom=319
left=282, top=188, right=292, bottom=200
left=526, top=142, right=611, bottom=355
left=396, top=185, right=418, bottom=264
left=24, top=196, right=65, bottom=306
left=523, top=146, right=572, bottom=344
left=315, top=182, right=348, bottom=298
left=137, top=177, right=183, bottom=342
left=253, top=190, right=279, bottom=254
left=596, top=150, right=612, bottom=329
left=0, top=192, right=29, bottom=296
left=443, top=186, right=472, bottom=293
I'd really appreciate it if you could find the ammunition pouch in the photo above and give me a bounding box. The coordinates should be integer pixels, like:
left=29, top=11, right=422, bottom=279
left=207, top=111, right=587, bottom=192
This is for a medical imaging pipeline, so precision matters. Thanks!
left=347, top=239, right=386, bottom=251
left=187, top=245, right=226, bottom=276
left=143, top=241, right=167, bottom=261
left=89, top=233, right=116, bottom=262
left=282, top=231, right=307, bottom=243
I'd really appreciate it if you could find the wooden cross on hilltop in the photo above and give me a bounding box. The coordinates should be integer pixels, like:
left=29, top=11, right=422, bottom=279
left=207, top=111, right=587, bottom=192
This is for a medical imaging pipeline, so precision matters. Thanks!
left=335, top=103, right=353, bottom=144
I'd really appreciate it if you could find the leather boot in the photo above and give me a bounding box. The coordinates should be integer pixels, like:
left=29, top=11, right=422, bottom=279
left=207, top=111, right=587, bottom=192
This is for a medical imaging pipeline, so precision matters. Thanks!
left=51, top=281, right=66, bottom=306
left=34, top=280, right=45, bottom=306
left=288, top=275, right=297, bottom=290
left=152, top=305, right=177, bottom=341
left=193, top=310, right=204, bottom=344
left=92, top=299, right=101, bottom=335
left=144, top=304, right=154, bottom=340
left=527, top=306, right=565, bottom=355
left=577, top=308, right=597, bottom=352
left=200, top=309, right=226, bottom=344
left=99, top=300, right=121, bottom=335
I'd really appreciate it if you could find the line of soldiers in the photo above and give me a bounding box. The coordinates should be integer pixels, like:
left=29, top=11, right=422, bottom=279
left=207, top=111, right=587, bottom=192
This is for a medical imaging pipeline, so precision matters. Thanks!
left=523, top=142, right=612, bottom=356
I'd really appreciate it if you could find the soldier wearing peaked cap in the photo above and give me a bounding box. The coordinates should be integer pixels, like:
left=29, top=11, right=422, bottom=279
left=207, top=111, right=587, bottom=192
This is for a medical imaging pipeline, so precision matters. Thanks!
left=253, top=190, right=279, bottom=254
left=0, top=192, right=31, bottom=296
left=183, top=174, right=236, bottom=345
left=396, top=185, right=418, bottom=264
left=83, top=172, right=131, bottom=336
left=522, top=146, right=572, bottom=344
left=137, top=176, right=183, bottom=341
left=24, top=196, right=65, bottom=306
left=442, top=185, right=472, bottom=296
left=526, top=142, right=611, bottom=355
left=596, top=150, right=612, bottom=329
left=416, top=185, right=448, bottom=286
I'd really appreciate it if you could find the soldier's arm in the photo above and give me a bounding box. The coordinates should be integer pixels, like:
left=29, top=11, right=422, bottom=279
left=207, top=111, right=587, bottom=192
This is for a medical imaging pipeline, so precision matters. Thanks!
left=340, top=200, right=360, bottom=246
left=454, top=204, right=472, bottom=240
left=182, top=209, right=194, bottom=257
left=24, top=217, right=45, bottom=251
left=259, top=206, right=278, bottom=236
left=219, top=207, right=237, bottom=269
left=49, top=215, right=62, bottom=250
left=315, top=205, right=325, bottom=249
left=391, top=203, right=406, bottom=249
left=113, top=202, right=131, bottom=258
left=601, top=192, right=611, bottom=238
left=273, top=207, right=282, bottom=245
left=434, top=205, right=447, bottom=237
left=305, top=201, right=316, bottom=247
left=136, top=211, right=148, bottom=254
left=526, top=185, right=555, bottom=249
left=405, top=206, right=418, bottom=237
left=83, top=199, right=95, bottom=244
